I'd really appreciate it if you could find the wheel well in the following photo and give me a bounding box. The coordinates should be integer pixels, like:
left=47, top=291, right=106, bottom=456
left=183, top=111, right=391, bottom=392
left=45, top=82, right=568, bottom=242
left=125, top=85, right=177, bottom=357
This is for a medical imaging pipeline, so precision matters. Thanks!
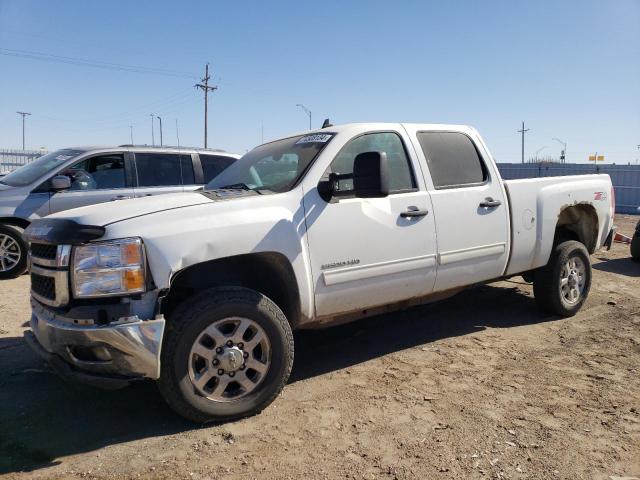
left=554, top=205, right=598, bottom=253
left=0, top=217, right=30, bottom=230
left=160, top=252, right=301, bottom=327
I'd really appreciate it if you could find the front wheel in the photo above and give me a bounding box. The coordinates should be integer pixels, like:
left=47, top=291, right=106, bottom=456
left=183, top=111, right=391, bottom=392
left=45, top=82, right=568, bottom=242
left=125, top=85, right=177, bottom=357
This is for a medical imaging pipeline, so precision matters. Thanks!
left=158, top=287, right=294, bottom=423
left=0, top=225, right=27, bottom=279
left=533, top=240, right=592, bottom=317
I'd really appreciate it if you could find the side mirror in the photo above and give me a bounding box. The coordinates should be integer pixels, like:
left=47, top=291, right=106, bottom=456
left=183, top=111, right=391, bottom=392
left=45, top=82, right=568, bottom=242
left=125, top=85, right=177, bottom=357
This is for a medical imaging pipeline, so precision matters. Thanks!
left=352, top=151, right=389, bottom=198
left=50, top=175, right=71, bottom=191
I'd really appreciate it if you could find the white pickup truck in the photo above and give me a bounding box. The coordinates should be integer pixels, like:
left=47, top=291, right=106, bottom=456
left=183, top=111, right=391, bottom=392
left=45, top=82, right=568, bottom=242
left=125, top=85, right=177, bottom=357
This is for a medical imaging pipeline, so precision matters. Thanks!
left=24, top=123, right=615, bottom=423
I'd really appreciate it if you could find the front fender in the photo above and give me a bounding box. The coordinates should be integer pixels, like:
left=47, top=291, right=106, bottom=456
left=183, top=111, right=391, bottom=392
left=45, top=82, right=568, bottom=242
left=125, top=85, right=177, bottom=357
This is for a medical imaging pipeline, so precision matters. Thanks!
left=103, top=191, right=315, bottom=321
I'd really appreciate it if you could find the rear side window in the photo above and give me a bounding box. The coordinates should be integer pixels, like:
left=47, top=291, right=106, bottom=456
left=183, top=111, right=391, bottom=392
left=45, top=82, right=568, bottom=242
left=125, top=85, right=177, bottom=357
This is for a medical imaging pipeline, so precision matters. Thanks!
left=135, top=153, right=195, bottom=186
left=199, top=154, right=235, bottom=183
left=417, top=132, right=487, bottom=189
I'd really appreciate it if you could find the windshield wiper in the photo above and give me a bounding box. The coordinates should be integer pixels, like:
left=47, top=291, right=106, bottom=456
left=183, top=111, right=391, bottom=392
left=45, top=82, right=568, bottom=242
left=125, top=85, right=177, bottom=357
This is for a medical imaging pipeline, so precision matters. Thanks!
left=219, top=182, right=253, bottom=190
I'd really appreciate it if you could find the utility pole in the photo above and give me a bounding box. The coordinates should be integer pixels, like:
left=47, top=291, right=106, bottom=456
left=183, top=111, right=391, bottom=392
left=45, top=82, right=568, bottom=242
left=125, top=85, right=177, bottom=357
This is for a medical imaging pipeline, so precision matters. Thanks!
left=156, top=116, right=163, bottom=146
left=150, top=114, right=155, bottom=146
left=194, top=63, right=218, bottom=148
left=517, top=121, right=529, bottom=164
left=16, top=111, right=31, bottom=150
left=129, top=125, right=134, bottom=144
left=296, top=104, right=312, bottom=130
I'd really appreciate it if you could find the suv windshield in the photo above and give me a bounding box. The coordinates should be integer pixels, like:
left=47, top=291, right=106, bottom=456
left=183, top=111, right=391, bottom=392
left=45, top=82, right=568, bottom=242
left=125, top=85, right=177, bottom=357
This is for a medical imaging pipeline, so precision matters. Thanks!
left=206, top=133, right=334, bottom=193
left=0, top=149, right=85, bottom=187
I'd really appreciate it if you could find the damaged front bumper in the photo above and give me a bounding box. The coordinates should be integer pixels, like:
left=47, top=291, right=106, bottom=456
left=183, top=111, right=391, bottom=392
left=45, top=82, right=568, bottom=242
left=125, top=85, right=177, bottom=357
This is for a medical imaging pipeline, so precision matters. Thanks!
left=26, top=299, right=165, bottom=389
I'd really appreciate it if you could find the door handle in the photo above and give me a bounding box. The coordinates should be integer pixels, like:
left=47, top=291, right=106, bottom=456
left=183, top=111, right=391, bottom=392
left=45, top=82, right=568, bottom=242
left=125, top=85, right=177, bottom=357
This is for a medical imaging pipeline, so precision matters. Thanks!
left=479, top=197, right=502, bottom=208
left=110, top=195, right=132, bottom=201
left=400, top=207, right=429, bottom=218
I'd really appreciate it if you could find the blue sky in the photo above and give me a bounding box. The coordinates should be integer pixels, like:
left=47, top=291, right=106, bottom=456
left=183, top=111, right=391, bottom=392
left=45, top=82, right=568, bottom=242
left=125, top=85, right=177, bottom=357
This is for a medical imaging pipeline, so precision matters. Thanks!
left=0, top=0, right=638, bottom=163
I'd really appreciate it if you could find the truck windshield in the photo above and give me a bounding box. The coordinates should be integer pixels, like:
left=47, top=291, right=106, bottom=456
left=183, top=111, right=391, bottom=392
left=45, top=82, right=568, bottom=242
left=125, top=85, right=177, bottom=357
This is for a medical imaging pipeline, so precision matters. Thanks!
left=0, top=149, right=84, bottom=187
left=206, top=133, right=334, bottom=193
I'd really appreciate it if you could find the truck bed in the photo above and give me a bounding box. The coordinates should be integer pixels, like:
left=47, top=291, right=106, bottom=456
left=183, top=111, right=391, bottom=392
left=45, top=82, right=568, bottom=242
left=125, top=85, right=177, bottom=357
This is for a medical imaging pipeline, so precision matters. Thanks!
left=503, top=174, right=614, bottom=276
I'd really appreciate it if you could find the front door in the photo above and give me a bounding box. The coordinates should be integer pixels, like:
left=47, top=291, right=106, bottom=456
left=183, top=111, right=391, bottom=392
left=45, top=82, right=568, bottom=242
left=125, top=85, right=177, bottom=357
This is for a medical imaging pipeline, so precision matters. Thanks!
left=406, top=127, right=510, bottom=292
left=302, top=130, right=438, bottom=318
left=48, top=153, right=134, bottom=215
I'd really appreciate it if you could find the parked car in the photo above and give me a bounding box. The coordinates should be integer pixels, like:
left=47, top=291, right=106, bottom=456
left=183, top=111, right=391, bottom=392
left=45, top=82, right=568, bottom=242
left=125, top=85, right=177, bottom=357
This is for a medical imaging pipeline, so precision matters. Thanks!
left=23, top=123, right=615, bottom=423
left=632, top=207, right=640, bottom=261
left=0, top=145, right=239, bottom=278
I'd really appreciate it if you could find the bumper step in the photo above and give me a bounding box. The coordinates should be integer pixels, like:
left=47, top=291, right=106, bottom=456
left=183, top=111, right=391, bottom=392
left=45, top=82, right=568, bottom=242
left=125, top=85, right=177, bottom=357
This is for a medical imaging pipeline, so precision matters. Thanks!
left=24, top=330, right=138, bottom=390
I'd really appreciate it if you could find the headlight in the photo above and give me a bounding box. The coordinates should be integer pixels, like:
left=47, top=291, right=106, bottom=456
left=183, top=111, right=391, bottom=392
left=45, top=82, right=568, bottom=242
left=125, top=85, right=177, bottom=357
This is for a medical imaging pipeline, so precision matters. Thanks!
left=72, top=238, right=146, bottom=298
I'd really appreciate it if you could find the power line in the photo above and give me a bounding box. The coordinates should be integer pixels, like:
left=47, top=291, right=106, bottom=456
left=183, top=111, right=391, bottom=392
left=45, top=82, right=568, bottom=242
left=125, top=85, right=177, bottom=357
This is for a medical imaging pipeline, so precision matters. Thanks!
left=0, top=47, right=198, bottom=79
left=194, top=63, right=218, bottom=148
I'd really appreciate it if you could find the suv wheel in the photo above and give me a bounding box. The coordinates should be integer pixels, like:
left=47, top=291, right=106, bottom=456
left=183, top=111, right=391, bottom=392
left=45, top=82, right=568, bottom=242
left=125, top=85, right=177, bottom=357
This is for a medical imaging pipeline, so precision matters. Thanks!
left=0, top=225, right=27, bottom=279
left=158, top=287, right=294, bottom=423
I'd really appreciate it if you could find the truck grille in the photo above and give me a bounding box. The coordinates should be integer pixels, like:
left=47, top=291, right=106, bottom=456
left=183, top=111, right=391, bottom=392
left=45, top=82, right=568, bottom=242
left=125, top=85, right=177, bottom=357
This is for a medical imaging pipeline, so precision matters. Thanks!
left=30, top=243, right=58, bottom=260
left=29, top=244, right=71, bottom=307
left=31, top=272, right=56, bottom=301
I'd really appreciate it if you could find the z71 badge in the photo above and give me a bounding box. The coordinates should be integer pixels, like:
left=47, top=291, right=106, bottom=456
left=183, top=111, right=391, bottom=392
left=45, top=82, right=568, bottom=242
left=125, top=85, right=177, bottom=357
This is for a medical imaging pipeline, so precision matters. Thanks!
left=594, top=191, right=607, bottom=201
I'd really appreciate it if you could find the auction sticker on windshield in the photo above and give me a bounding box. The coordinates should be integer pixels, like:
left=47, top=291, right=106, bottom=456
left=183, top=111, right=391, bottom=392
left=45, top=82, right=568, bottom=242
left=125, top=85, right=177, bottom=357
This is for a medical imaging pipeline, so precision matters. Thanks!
left=296, top=134, right=333, bottom=144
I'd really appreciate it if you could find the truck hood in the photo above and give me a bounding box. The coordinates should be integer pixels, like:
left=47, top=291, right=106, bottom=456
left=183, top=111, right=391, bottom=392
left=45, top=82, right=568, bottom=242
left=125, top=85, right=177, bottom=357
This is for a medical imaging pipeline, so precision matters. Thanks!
left=48, top=191, right=217, bottom=226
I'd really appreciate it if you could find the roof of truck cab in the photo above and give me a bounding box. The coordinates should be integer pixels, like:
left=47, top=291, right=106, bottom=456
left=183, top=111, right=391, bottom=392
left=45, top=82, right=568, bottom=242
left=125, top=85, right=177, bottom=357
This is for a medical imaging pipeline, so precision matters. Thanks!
left=283, top=122, right=477, bottom=138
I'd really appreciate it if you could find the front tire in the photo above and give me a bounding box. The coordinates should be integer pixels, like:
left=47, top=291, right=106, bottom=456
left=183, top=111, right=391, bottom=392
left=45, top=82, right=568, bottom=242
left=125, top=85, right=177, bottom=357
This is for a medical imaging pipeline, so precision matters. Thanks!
left=0, top=225, right=27, bottom=279
left=533, top=240, right=592, bottom=317
left=158, top=287, right=294, bottom=423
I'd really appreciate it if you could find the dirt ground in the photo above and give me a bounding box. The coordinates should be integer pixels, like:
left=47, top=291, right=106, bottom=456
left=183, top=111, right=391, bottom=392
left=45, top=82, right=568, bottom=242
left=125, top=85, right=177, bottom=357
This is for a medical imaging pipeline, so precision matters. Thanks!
left=1, top=216, right=639, bottom=480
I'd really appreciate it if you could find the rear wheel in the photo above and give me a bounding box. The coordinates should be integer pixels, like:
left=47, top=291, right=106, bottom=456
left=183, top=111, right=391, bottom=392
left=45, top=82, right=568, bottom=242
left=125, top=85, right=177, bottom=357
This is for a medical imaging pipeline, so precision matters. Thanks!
left=533, top=240, right=591, bottom=317
left=158, top=287, right=294, bottom=423
left=631, top=231, right=640, bottom=261
left=0, top=225, right=27, bottom=279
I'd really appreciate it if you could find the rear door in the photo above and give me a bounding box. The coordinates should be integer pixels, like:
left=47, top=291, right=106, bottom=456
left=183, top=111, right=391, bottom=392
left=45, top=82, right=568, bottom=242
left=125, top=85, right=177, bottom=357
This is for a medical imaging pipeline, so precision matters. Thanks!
left=132, top=152, right=195, bottom=198
left=405, top=127, right=510, bottom=291
left=48, top=153, right=134, bottom=214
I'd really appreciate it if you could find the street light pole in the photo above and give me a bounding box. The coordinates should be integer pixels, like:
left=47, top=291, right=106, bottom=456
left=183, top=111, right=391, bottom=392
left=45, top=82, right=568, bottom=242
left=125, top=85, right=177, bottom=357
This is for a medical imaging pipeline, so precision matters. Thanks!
left=16, top=111, right=31, bottom=150
left=296, top=104, right=312, bottom=130
left=552, top=137, right=567, bottom=163
left=156, top=116, right=163, bottom=146
left=150, top=114, right=155, bottom=146
left=129, top=125, right=134, bottom=145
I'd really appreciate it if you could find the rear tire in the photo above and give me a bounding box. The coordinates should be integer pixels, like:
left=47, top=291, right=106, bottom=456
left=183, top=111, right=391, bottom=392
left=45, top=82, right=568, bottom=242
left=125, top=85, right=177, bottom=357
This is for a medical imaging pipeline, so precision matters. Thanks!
left=533, top=240, right=591, bottom=317
left=631, top=231, right=640, bottom=261
left=158, top=287, right=294, bottom=424
left=0, top=224, right=27, bottom=279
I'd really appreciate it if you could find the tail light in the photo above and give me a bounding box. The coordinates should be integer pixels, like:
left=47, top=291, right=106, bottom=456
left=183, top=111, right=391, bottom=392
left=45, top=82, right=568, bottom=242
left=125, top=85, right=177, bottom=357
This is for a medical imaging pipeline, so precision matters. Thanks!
left=610, top=185, right=616, bottom=221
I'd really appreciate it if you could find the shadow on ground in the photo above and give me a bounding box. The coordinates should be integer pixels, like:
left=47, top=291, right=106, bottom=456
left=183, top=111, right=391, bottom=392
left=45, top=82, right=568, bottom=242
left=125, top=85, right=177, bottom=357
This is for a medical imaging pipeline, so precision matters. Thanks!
left=0, top=283, right=554, bottom=475
left=593, top=256, right=640, bottom=277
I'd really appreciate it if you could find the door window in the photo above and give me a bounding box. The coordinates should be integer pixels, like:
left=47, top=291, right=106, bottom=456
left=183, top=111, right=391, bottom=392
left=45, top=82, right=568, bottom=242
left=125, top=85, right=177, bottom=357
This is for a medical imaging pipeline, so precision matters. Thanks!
left=65, top=154, right=126, bottom=191
left=416, top=132, right=487, bottom=189
left=199, top=154, right=236, bottom=183
left=328, top=132, right=416, bottom=193
left=135, top=153, right=195, bottom=187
